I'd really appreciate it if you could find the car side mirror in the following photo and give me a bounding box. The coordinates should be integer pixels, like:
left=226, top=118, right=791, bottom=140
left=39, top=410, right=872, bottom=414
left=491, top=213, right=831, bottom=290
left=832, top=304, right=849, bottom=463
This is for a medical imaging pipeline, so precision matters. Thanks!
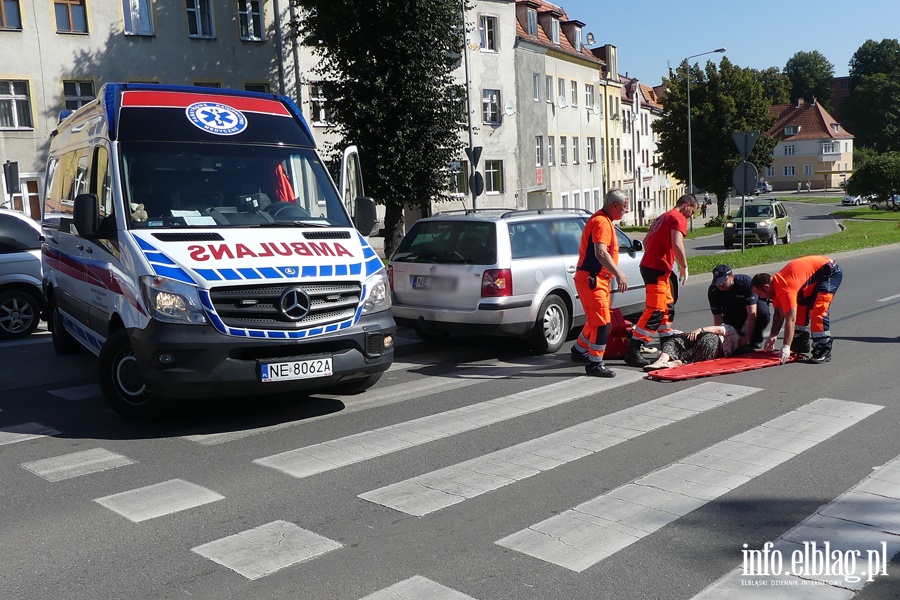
left=353, top=196, right=378, bottom=236
left=73, top=193, right=99, bottom=238
left=631, top=239, right=643, bottom=252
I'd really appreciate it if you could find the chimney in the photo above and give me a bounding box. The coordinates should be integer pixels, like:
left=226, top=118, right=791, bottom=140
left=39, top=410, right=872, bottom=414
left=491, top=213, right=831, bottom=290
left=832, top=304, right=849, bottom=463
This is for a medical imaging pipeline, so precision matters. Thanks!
left=796, top=97, right=804, bottom=108
left=812, top=96, right=817, bottom=106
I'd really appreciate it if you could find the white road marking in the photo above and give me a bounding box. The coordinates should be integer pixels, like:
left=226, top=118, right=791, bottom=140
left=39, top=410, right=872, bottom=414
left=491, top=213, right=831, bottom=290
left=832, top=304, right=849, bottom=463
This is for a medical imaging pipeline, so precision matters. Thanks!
left=359, top=575, right=478, bottom=600
left=496, top=398, right=882, bottom=572
left=47, top=384, right=102, bottom=401
left=254, top=372, right=645, bottom=479
left=192, top=520, right=341, bottom=580
left=0, top=422, right=60, bottom=446
left=359, top=383, right=760, bottom=516
left=94, top=479, right=224, bottom=522
left=876, top=293, right=900, bottom=303
left=184, top=356, right=568, bottom=446
left=691, top=454, right=900, bottom=599
left=21, top=448, right=135, bottom=481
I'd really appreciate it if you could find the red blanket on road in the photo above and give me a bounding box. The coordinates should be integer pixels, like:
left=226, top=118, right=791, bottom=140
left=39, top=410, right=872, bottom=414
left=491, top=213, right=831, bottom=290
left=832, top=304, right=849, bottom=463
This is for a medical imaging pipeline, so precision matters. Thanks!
left=646, top=351, right=800, bottom=381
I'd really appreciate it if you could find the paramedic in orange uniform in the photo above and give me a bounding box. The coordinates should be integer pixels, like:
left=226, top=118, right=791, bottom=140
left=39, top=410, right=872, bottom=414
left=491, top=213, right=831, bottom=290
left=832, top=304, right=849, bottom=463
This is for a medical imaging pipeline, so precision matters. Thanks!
left=625, top=194, right=697, bottom=368
left=751, top=255, right=842, bottom=364
left=571, top=189, right=630, bottom=377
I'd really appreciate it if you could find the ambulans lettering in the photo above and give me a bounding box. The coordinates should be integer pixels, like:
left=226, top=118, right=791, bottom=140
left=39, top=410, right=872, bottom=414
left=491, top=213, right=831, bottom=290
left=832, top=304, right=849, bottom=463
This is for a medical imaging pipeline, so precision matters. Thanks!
left=186, top=242, right=354, bottom=262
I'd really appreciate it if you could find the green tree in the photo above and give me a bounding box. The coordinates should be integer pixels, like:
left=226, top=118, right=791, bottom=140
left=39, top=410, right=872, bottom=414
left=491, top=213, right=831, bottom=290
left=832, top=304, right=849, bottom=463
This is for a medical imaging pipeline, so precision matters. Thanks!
left=846, top=151, right=900, bottom=198
left=783, top=51, right=834, bottom=112
left=751, top=66, right=791, bottom=105
left=653, top=57, right=777, bottom=216
left=843, top=39, right=900, bottom=151
left=292, top=0, right=466, bottom=256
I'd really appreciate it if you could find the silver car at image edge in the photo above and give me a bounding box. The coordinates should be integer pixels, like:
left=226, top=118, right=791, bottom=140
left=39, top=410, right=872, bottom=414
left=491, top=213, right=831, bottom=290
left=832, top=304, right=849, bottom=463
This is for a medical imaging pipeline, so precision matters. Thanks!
left=0, top=210, right=44, bottom=339
left=387, top=208, right=645, bottom=353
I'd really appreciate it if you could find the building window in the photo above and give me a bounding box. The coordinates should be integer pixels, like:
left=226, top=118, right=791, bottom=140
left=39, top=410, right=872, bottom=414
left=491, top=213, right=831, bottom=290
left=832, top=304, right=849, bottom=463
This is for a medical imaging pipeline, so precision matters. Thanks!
left=557, top=78, right=565, bottom=104
left=560, top=136, right=567, bottom=165
left=551, top=18, right=559, bottom=45
left=535, top=136, right=543, bottom=167
left=585, top=84, right=595, bottom=110
left=186, top=0, right=214, bottom=38
left=587, top=137, right=596, bottom=163
left=532, top=73, right=541, bottom=102
left=784, top=166, right=795, bottom=176
left=526, top=8, right=537, bottom=36
left=1, top=0, right=23, bottom=29
left=485, top=160, right=503, bottom=193
left=479, top=15, right=497, bottom=51
left=123, top=0, right=153, bottom=35
left=572, top=137, right=580, bottom=164
left=545, top=75, right=552, bottom=103
left=570, top=81, right=578, bottom=107
left=0, top=80, right=32, bottom=128
left=63, top=80, right=94, bottom=110
left=822, top=142, right=838, bottom=153
left=450, top=160, right=468, bottom=195
left=194, top=81, right=220, bottom=88
left=309, top=83, right=329, bottom=125
left=784, top=125, right=800, bottom=135
left=547, top=137, right=555, bottom=166
left=244, top=83, right=269, bottom=93
left=784, top=145, right=795, bottom=156
left=574, top=27, right=582, bottom=52
left=573, top=190, right=581, bottom=208
left=55, top=0, right=87, bottom=33
left=238, top=0, right=264, bottom=41
left=482, top=89, right=500, bottom=124
left=804, top=164, right=813, bottom=176
left=766, top=166, right=775, bottom=178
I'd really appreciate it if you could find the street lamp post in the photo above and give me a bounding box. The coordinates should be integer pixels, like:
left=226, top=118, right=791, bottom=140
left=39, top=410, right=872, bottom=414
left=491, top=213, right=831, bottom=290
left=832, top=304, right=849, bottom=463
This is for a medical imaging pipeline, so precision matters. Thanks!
left=684, top=47, right=725, bottom=231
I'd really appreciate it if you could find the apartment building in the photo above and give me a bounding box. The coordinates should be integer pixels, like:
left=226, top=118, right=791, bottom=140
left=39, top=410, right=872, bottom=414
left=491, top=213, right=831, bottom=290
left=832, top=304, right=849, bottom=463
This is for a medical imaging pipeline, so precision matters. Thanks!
left=0, top=0, right=290, bottom=219
left=764, top=98, right=854, bottom=191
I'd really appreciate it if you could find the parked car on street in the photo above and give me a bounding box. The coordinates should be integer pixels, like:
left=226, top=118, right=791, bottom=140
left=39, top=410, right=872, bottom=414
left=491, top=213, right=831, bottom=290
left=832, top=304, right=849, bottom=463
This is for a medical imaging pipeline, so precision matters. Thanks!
left=754, top=181, right=773, bottom=194
left=723, top=198, right=791, bottom=248
left=0, top=210, right=44, bottom=339
left=842, top=195, right=864, bottom=206
left=387, top=208, right=645, bottom=353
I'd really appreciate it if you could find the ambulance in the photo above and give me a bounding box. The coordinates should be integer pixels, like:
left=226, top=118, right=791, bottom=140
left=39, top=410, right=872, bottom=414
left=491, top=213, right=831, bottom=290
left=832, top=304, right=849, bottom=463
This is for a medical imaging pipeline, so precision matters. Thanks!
left=41, top=84, right=394, bottom=419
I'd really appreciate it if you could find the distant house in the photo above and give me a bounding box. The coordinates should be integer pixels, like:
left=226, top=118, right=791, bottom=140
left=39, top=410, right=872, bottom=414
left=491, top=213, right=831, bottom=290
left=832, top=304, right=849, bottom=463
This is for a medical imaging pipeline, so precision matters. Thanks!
left=765, top=98, right=854, bottom=191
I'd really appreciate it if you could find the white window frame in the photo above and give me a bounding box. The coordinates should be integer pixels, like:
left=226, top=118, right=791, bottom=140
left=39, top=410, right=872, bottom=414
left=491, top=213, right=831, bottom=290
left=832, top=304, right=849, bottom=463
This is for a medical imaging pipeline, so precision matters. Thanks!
left=479, top=15, right=497, bottom=51
left=0, top=80, right=33, bottom=129
left=784, top=166, right=795, bottom=176
left=585, top=84, right=595, bottom=110
left=238, top=0, right=264, bottom=41
left=551, top=18, right=560, bottom=45
left=561, top=192, right=569, bottom=208
left=526, top=8, right=537, bottom=36
left=485, top=160, right=503, bottom=194
left=535, top=136, right=543, bottom=167
left=766, top=166, right=775, bottom=177
left=63, top=80, right=95, bottom=110
left=570, top=80, right=578, bottom=107
left=450, top=160, right=468, bottom=196
left=482, top=89, right=501, bottom=124
left=547, top=137, right=555, bottom=166
left=572, top=137, right=580, bottom=165
left=560, top=136, right=568, bottom=165
left=186, top=0, right=215, bottom=38
left=586, top=137, right=596, bottom=163
left=784, top=125, right=800, bottom=135
left=821, top=142, right=839, bottom=154
left=573, top=190, right=581, bottom=208
left=557, top=78, right=565, bottom=104
left=532, top=73, right=541, bottom=102
left=804, top=164, right=813, bottom=176
left=122, top=0, right=154, bottom=35
left=574, top=27, right=582, bottom=52
left=309, top=83, right=329, bottom=126
left=545, top=75, right=553, bottom=103
left=784, top=145, right=795, bottom=156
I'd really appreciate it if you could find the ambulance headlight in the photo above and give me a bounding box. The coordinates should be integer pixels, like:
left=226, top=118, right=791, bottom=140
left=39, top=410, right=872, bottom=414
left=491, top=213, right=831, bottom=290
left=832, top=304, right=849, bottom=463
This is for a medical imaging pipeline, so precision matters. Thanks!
left=361, top=270, right=391, bottom=314
left=140, top=276, right=207, bottom=324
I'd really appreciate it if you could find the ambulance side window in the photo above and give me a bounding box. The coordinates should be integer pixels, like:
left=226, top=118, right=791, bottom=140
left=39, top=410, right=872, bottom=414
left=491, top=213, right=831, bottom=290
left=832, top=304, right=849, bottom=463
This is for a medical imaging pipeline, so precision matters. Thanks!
left=91, top=145, right=112, bottom=218
left=45, top=152, right=77, bottom=232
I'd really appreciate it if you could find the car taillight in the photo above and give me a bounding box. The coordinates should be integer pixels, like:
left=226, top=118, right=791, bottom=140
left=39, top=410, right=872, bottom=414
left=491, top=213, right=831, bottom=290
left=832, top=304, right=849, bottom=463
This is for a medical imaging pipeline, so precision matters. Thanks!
left=387, top=264, right=394, bottom=291
left=481, top=269, right=512, bottom=297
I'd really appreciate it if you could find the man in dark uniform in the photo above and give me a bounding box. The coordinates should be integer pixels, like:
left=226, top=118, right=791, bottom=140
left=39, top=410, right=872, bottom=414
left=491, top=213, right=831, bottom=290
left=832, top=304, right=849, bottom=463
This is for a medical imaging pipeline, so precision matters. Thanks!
left=708, top=264, right=770, bottom=350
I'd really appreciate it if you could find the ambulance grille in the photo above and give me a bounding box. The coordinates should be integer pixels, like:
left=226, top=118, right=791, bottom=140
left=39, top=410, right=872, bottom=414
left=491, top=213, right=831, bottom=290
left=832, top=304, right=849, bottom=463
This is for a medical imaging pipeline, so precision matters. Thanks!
left=209, top=281, right=361, bottom=330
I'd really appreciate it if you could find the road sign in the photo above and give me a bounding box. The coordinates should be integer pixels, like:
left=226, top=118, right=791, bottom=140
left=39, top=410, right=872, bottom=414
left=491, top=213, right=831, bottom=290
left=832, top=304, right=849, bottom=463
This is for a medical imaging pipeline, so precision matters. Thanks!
left=732, top=161, right=758, bottom=196
left=465, top=146, right=483, bottom=169
left=3, top=160, right=19, bottom=194
left=731, top=131, right=760, bottom=161
left=469, top=172, right=485, bottom=197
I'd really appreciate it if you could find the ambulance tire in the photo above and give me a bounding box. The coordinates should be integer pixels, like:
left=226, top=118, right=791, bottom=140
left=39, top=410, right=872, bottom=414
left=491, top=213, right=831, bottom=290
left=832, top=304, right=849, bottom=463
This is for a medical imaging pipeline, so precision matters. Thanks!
left=99, top=329, right=168, bottom=420
left=529, top=294, right=569, bottom=354
left=50, top=302, right=81, bottom=355
left=325, top=372, right=383, bottom=395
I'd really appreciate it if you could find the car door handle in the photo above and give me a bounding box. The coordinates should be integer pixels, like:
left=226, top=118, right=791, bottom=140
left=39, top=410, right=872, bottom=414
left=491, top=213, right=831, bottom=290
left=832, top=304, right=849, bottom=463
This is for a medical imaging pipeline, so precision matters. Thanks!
left=85, top=247, right=93, bottom=254
left=567, top=266, right=576, bottom=274
left=76, top=244, right=84, bottom=251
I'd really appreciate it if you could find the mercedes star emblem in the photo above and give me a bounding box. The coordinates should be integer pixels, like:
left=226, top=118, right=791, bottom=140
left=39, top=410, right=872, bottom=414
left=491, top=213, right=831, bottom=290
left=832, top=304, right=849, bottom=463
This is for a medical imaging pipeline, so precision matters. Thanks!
left=278, top=287, right=311, bottom=321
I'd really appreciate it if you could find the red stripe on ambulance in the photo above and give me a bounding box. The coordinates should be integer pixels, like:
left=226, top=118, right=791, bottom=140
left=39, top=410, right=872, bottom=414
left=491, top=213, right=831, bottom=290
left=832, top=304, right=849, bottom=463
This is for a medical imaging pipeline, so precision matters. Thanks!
left=121, top=91, right=290, bottom=116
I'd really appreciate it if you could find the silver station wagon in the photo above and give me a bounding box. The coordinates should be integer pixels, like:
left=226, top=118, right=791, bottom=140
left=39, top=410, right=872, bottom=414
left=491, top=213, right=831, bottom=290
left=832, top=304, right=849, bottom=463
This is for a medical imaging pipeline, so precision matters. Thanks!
left=387, top=209, right=644, bottom=353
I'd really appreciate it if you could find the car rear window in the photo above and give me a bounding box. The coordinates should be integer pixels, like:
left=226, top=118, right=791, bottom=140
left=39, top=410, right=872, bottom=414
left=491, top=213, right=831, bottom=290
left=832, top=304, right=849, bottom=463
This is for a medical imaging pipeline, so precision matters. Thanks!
left=393, top=221, right=497, bottom=265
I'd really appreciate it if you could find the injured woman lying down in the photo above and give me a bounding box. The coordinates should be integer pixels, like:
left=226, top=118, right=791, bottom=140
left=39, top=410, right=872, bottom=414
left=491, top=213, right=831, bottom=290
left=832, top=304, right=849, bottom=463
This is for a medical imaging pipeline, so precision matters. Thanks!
left=644, top=324, right=741, bottom=371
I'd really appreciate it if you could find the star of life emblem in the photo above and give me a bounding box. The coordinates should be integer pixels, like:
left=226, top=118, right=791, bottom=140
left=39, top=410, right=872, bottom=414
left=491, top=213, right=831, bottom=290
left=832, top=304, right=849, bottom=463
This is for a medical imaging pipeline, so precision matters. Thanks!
left=185, top=102, right=247, bottom=136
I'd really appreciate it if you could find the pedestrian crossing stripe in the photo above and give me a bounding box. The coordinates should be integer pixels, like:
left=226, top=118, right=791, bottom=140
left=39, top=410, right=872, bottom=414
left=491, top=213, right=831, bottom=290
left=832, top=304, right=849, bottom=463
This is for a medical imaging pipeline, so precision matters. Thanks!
left=495, top=398, right=882, bottom=572
left=359, top=575, right=478, bottom=600
left=21, top=448, right=135, bottom=482
left=0, top=422, right=60, bottom=446
left=358, top=382, right=761, bottom=516
left=95, top=479, right=224, bottom=522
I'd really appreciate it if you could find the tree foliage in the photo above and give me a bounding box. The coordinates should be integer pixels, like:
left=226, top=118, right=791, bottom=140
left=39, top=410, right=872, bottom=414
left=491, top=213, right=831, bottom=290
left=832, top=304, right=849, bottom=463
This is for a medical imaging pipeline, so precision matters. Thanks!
left=845, top=151, right=900, bottom=198
left=751, top=66, right=791, bottom=105
left=292, top=0, right=466, bottom=256
left=652, top=57, right=777, bottom=216
left=783, top=51, right=834, bottom=111
left=843, top=39, right=900, bottom=152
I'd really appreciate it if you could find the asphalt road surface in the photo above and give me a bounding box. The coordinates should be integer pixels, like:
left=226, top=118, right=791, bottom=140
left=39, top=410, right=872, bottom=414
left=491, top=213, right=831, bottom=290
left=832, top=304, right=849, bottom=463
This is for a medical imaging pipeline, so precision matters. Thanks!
left=1, top=244, right=899, bottom=600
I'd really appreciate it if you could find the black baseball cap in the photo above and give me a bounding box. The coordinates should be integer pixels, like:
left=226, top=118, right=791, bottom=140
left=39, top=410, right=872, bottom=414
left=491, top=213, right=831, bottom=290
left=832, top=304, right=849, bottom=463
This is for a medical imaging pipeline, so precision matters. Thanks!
left=712, top=264, right=733, bottom=285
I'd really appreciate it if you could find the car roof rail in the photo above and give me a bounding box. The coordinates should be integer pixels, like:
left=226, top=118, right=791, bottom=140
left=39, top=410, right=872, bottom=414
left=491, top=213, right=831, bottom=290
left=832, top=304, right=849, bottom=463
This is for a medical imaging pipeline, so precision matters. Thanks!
left=430, top=208, right=509, bottom=216
left=499, top=207, right=592, bottom=219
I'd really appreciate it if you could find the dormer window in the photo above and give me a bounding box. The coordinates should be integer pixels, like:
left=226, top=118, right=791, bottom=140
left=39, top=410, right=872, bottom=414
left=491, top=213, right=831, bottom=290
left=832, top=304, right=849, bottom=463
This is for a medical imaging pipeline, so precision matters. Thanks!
left=832, top=123, right=840, bottom=132
left=526, top=8, right=537, bottom=36
left=574, top=27, right=582, bottom=51
left=551, top=18, right=560, bottom=45
left=784, top=125, right=800, bottom=135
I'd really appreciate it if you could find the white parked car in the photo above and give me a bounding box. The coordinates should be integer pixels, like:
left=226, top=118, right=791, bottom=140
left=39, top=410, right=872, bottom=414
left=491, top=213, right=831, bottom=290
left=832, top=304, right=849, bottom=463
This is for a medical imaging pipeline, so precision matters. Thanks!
left=842, top=195, right=864, bottom=206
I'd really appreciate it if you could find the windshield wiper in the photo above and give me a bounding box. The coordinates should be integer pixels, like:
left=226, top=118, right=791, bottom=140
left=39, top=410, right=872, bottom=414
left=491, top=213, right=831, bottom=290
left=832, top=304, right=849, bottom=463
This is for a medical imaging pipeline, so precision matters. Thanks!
left=255, top=220, right=333, bottom=228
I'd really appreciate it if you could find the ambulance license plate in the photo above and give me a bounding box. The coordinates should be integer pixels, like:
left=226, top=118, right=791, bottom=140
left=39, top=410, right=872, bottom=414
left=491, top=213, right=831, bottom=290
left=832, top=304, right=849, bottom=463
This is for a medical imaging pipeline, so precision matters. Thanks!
left=260, top=357, right=333, bottom=382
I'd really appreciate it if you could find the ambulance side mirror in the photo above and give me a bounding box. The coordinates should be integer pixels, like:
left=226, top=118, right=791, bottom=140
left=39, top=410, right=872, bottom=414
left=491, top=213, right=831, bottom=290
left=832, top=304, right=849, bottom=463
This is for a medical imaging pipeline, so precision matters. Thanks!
left=353, top=196, right=378, bottom=236
left=73, top=193, right=99, bottom=238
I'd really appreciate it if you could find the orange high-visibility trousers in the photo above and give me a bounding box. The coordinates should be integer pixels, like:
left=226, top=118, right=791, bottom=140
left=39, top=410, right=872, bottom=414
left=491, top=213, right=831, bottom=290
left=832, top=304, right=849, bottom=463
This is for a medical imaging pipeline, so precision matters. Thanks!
left=632, top=266, right=675, bottom=343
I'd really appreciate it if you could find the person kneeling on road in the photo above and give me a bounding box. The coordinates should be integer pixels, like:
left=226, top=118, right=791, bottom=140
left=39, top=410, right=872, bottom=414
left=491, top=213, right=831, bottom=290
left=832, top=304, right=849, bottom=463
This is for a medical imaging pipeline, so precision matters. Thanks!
left=708, top=264, right=771, bottom=351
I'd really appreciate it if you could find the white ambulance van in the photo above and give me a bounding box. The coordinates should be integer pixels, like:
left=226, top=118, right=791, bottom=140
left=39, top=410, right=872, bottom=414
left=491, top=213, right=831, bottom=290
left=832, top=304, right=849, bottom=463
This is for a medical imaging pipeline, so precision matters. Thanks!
left=42, top=84, right=394, bottom=419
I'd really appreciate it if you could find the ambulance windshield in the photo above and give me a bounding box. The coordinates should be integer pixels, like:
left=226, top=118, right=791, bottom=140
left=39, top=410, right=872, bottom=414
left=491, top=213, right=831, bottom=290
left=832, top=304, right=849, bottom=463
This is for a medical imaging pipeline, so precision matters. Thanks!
left=121, top=142, right=353, bottom=230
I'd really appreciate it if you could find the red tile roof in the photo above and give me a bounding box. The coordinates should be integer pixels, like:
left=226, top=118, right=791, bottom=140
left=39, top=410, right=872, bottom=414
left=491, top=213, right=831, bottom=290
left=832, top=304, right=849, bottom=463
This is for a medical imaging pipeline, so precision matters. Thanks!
left=515, top=0, right=603, bottom=67
left=619, top=77, right=664, bottom=111
left=768, top=99, right=853, bottom=140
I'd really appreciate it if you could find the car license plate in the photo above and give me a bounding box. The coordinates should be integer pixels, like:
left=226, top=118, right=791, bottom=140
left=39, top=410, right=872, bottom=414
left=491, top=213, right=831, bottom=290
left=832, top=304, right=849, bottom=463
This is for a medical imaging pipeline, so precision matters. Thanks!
left=260, top=357, right=333, bottom=382
left=411, top=275, right=456, bottom=292
left=412, top=275, right=432, bottom=289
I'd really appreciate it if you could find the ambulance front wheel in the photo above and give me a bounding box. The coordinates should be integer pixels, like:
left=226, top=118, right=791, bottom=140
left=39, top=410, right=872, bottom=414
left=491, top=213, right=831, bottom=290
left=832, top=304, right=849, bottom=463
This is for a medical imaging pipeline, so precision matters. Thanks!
left=99, top=329, right=169, bottom=420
